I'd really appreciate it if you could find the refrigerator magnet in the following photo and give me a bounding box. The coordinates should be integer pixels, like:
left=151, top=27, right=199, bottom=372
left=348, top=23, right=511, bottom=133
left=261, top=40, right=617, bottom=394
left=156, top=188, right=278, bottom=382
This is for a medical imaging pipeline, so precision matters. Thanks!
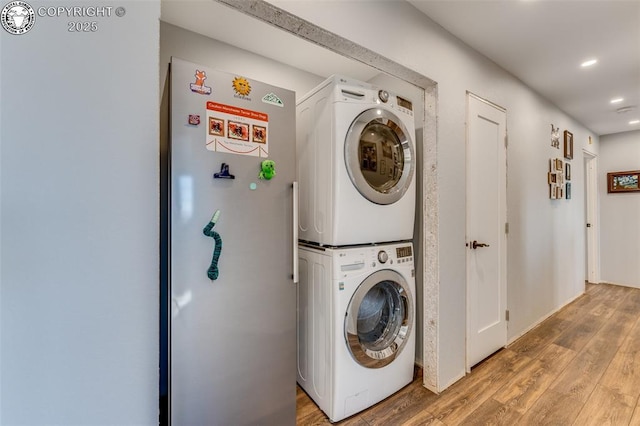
left=213, top=163, right=235, bottom=179
left=258, top=160, right=276, bottom=180
left=188, top=115, right=201, bottom=125
left=189, top=70, right=212, bottom=95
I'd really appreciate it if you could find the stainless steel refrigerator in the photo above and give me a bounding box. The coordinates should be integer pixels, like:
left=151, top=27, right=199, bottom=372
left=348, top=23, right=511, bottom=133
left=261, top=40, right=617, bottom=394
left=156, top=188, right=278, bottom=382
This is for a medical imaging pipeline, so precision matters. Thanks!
left=168, top=57, right=297, bottom=425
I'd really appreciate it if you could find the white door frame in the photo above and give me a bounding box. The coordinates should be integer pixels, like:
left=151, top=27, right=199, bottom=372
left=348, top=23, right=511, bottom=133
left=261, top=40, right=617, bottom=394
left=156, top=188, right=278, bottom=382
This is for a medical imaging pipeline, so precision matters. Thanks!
left=465, top=92, right=508, bottom=372
left=583, top=150, right=600, bottom=284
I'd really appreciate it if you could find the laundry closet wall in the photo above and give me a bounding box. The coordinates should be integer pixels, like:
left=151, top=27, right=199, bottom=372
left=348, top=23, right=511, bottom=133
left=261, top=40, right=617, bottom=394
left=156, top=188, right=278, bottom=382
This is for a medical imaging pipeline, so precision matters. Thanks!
left=160, top=23, right=323, bottom=103
left=268, top=0, right=599, bottom=390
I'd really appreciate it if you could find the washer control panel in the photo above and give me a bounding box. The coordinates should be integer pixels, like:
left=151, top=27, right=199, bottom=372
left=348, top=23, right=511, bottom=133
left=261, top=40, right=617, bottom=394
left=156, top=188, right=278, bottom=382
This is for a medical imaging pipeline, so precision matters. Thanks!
left=395, top=244, right=413, bottom=265
left=335, top=243, right=414, bottom=278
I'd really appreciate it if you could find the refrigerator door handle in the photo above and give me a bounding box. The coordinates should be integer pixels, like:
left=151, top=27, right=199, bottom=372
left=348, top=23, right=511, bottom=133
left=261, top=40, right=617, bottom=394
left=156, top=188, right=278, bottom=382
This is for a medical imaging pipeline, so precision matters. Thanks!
left=292, top=181, right=299, bottom=284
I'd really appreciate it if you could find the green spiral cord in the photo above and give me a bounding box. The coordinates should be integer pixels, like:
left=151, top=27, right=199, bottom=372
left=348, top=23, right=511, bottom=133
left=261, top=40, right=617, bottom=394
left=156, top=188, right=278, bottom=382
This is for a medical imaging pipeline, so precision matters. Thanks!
left=203, top=210, right=222, bottom=281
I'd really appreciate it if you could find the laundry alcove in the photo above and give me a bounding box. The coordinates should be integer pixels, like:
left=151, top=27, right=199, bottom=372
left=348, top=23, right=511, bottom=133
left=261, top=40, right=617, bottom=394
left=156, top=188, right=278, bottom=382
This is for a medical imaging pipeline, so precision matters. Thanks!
left=160, top=0, right=440, bottom=393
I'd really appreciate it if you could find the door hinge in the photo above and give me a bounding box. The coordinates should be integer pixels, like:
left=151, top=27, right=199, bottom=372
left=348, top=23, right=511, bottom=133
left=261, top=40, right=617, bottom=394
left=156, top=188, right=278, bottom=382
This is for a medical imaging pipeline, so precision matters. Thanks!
left=505, top=310, right=510, bottom=321
left=504, top=134, right=508, bottom=148
left=505, top=223, right=509, bottom=234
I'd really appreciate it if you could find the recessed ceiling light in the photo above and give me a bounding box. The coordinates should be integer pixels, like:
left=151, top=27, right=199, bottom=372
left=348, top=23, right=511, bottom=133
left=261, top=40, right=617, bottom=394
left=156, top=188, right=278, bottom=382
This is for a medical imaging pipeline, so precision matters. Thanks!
left=611, top=98, right=624, bottom=104
left=581, top=59, right=598, bottom=67
left=630, top=120, right=640, bottom=125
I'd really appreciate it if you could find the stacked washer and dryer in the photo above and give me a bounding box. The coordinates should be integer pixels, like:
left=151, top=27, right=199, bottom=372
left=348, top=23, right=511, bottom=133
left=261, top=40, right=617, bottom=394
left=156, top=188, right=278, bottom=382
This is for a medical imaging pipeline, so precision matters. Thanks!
left=296, top=75, right=418, bottom=422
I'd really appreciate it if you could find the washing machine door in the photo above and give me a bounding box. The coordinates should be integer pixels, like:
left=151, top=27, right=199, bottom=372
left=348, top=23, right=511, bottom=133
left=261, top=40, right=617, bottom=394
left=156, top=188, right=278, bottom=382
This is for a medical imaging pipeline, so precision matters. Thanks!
left=345, top=269, right=414, bottom=369
left=345, top=108, right=415, bottom=205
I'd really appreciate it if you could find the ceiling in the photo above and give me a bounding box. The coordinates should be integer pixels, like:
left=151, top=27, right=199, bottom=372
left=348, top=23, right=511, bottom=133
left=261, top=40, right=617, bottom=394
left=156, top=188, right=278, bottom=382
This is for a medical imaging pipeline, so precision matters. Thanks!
left=409, top=0, right=640, bottom=136
left=162, top=0, right=640, bottom=136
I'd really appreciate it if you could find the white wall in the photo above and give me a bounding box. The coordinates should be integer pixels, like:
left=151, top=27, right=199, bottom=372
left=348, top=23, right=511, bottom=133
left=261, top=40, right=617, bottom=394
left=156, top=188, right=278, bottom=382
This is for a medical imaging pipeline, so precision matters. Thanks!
left=599, top=130, right=640, bottom=288
left=270, top=0, right=598, bottom=389
left=0, top=2, right=160, bottom=424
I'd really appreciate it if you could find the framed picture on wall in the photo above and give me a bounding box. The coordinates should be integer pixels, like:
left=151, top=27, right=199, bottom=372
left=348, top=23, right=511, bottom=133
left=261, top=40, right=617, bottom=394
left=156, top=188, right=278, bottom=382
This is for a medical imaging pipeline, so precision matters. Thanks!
left=566, top=163, right=571, bottom=180
left=564, top=130, right=573, bottom=160
left=548, top=157, right=565, bottom=200
left=607, top=170, right=640, bottom=193
left=555, top=158, right=564, bottom=171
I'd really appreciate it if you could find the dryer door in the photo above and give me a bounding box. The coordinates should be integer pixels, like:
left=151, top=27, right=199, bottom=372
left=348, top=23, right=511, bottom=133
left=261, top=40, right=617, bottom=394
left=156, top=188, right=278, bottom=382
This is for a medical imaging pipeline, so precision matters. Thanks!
left=345, top=269, right=414, bottom=368
left=345, top=109, right=415, bottom=205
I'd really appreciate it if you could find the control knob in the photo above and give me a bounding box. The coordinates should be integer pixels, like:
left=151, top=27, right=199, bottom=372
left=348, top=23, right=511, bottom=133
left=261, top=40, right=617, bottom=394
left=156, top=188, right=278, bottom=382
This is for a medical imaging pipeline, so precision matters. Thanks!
left=377, top=250, right=389, bottom=264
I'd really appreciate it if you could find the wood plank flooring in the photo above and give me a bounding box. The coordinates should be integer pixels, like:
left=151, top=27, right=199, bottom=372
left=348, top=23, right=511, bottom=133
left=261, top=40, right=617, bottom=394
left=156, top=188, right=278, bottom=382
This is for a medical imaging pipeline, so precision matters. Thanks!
left=296, top=283, right=640, bottom=425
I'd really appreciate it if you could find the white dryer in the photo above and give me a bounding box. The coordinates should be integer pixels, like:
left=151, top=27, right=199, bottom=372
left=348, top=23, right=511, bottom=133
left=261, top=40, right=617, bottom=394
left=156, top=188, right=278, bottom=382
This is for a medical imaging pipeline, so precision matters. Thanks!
left=297, top=242, right=416, bottom=422
left=297, top=75, right=416, bottom=247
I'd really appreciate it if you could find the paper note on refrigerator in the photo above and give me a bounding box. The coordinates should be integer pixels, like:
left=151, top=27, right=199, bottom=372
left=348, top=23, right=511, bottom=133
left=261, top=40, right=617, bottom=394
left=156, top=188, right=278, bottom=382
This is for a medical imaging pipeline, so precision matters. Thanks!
left=205, top=101, right=269, bottom=157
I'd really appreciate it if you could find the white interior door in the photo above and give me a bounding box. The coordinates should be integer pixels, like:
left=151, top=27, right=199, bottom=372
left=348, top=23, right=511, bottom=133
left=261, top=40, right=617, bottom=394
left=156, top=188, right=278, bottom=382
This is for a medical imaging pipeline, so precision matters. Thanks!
left=583, top=151, right=599, bottom=284
left=466, top=93, right=507, bottom=369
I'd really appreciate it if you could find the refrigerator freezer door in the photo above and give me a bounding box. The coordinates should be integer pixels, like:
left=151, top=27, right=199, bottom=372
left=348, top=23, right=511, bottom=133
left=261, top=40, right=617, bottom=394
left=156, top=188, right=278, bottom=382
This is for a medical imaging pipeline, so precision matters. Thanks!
left=169, top=57, right=296, bottom=426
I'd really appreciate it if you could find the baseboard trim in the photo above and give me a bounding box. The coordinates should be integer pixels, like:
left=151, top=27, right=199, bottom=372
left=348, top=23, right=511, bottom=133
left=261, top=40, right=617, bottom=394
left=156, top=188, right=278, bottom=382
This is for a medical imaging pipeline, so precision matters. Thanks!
left=506, top=291, right=584, bottom=346
left=598, top=281, right=640, bottom=290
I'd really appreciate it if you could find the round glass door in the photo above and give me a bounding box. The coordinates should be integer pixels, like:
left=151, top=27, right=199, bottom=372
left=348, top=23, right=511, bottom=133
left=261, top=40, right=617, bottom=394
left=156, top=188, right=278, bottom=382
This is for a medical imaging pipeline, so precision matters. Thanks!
left=345, top=108, right=415, bottom=205
left=344, top=270, right=413, bottom=369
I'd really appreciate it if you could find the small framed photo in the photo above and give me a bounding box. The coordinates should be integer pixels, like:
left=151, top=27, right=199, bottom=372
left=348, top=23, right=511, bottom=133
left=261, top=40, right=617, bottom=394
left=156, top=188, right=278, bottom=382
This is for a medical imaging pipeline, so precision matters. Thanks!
left=228, top=121, right=249, bottom=141
left=208, top=117, right=225, bottom=136
left=566, top=163, right=571, bottom=181
left=607, top=170, right=640, bottom=193
left=564, top=130, right=573, bottom=160
left=555, top=158, right=564, bottom=171
left=252, top=125, right=267, bottom=144
left=549, top=157, right=566, bottom=200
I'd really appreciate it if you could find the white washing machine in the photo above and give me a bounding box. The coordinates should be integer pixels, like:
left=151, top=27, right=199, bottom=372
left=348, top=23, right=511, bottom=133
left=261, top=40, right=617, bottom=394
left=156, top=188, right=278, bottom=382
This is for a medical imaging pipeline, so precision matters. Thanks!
left=297, top=242, right=416, bottom=422
left=297, top=75, right=416, bottom=247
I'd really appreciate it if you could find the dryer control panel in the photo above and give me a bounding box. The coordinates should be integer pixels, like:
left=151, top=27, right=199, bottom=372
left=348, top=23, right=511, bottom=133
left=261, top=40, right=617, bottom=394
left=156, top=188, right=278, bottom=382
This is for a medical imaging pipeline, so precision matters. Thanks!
left=334, top=83, right=414, bottom=118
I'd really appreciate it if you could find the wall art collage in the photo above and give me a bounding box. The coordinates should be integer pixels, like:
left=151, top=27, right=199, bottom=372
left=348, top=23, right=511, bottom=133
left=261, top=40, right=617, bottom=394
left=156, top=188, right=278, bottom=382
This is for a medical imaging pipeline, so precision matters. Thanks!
left=548, top=125, right=573, bottom=200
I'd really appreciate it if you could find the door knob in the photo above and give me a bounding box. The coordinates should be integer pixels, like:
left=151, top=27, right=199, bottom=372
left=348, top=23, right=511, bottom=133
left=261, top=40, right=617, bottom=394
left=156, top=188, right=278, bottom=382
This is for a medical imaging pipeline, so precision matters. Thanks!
left=472, top=240, right=490, bottom=249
